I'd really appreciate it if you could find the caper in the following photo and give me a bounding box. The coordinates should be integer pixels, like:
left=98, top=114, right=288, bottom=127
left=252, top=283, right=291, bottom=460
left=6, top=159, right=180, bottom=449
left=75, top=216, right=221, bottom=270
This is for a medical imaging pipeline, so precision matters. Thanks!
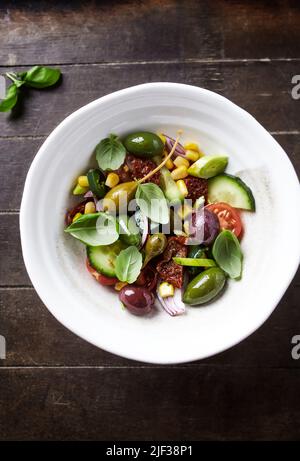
left=123, top=131, right=164, bottom=158
left=183, top=267, right=226, bottom=306
left=143, top=233, right=167, bottom=267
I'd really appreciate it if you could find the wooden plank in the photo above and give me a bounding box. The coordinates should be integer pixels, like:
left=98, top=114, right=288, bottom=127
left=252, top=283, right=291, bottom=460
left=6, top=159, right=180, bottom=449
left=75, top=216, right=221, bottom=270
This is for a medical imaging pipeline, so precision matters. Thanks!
left=0, top=60, right=299, bottom=137
left=0, top=0, right=299, bottom=65
left=0, top=366, right=300, bottom=440
left=0, top=214, right=31, bottom=286
left=0, top=268, right=299, bottom=367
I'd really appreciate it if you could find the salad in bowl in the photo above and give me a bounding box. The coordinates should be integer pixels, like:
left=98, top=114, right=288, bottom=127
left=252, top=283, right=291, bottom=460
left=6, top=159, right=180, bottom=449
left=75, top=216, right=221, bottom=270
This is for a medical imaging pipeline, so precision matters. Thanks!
left=65, top=129, right=255, bottom=316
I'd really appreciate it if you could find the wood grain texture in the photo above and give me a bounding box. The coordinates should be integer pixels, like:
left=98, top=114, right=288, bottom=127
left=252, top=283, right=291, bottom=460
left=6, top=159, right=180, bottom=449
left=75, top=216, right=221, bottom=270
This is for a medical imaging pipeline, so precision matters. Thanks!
left=0, top=0, right=299, bottom=65
left=0, top=60, right=299, bottom=137
left=0, top=267, right=299, bottom=367
left=0, top=366, right=300, bottom=440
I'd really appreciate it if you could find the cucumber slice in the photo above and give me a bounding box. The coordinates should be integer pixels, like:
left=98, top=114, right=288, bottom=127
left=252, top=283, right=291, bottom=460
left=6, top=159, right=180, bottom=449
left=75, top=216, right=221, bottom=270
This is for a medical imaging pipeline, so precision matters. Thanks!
left=208, top=173, right=255, bottom=211
left=87, top=240, right=126, bottom=277
left=188, top=155, right=228, bottom=179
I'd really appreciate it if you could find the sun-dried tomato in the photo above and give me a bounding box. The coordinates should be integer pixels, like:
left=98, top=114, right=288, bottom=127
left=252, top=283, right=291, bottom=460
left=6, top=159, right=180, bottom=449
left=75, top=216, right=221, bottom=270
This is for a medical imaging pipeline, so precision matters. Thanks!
left=156, top=236, right=187, bottom=288
left=126, top=154, right=160, bottom=185
left=65, top=199, right=93, bottom=226
left=183, top=176, right=208, bottom=204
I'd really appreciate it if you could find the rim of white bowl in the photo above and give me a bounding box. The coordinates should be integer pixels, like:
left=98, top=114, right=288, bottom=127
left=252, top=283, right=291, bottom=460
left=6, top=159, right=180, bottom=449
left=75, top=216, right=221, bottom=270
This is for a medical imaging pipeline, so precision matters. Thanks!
left=20, top=82, right=300, bottom=364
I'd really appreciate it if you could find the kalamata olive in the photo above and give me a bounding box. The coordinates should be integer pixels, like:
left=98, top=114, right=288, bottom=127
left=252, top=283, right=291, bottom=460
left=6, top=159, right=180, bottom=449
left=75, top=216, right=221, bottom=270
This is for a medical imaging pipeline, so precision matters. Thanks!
left=119, top=286, right=155, bottom=316
left=143, top=233, right=167, bottom=267
left=183, top=267, right=226, bottom=305
left=123, top=131, right=164, bottom=158
left=189, top=208, right=220, bottom=245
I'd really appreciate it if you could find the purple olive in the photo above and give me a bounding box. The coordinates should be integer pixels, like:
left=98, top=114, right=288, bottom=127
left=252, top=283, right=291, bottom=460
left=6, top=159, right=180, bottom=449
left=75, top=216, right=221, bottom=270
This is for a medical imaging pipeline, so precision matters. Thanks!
left=119, top=285, right=155, bottom=316
left=190, top=208, right=220, bottom=245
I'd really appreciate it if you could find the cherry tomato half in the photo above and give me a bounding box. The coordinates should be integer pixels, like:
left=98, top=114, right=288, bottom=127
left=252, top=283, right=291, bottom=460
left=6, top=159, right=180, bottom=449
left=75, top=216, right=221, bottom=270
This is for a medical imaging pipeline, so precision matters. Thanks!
left=206, top=202, right=243, bottom=238
left=86, top=259, right=118, bottom=286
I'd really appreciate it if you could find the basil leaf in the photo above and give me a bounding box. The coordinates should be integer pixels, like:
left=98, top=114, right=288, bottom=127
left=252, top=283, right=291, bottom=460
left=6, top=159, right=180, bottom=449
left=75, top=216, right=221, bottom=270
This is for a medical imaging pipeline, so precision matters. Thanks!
left=22, top=66, right=61, bottom=88
left=0, top=84, right=18, bottom=112
left=65, top=212, right=119, bottom=246
left=212, top=230, right=243, bottom=279
left=136, top=183, right=169, bottom=224
left=115, top=246, right=143, bottom=283
left=96, top=134, right=126, bottom=171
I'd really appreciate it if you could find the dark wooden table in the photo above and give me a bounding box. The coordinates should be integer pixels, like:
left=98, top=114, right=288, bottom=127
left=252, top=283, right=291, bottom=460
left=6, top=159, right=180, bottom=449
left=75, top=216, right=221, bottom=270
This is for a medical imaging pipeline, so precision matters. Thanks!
left=0, top=0, right=299, bottom=441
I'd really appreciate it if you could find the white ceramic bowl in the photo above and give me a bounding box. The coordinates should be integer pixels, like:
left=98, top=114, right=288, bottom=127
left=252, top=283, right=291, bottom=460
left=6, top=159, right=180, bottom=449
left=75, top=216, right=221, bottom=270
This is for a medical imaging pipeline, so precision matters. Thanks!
left=20, top=83, right=300, bottom=364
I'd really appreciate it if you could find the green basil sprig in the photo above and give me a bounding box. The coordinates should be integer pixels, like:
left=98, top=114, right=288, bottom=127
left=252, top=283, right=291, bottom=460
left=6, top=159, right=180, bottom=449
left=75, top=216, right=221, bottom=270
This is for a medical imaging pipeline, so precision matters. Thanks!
left=212, top=230, right=243, bottom=279
left=96, top=134, right=126, bottom=171
left=0, top=84, right=19, bottom=112
left=20, top=66, right=61, bottom=88
left=0, top=65, right=61, bottom=112
left=65, top=212, right=119, bottom=246
left=136, top=183, right=169, bottom=225
left=115, top=246, right=143, bottom=283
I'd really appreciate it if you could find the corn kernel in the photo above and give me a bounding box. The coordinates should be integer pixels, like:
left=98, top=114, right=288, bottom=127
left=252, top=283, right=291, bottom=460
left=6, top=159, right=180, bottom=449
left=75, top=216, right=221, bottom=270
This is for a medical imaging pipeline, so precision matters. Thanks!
left=185, top=150, right=200, bottom=162
left=177, top=204, right=193, bottom=220
left=183, top=220, right=190, bottom=235
left=115, top=281, right=128, bottom=291
left=84, top=201, right=96, bottom=214
left=78, top=175, right=89, bottom=188
left=176, top=179, right=189, bottom=197
left=158, top=282, right=175, bottom=298
left=170, top=165, right=188, bottom=181
left=72, top=212, right=82, bottom=222
left=174, top=156, right=190, bottom=168
left=165, top=157, right=174, bottom=170
left=184, top=142, right=200, bottom=152
left=158, top=133, right=166, bottom=144
left=105, top=172, right=120, bottom=188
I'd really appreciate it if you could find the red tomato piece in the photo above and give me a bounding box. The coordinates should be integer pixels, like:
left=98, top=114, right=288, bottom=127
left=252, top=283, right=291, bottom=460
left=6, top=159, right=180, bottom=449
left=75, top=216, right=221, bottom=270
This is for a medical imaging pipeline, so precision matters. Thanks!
left=206, top=202, right=243, bottom=238
left=86, top=259, right=118, bottom=286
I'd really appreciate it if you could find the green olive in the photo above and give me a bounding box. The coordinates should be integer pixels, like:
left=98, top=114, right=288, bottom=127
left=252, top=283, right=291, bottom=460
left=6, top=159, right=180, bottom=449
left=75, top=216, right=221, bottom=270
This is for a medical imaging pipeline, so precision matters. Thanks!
left=143, top=233, right=167, bottom=267
left=123, top=131, right=164, bottom=158
left=188, top=245, right=207, bottom=277
left=118, top=215, right=141, bottom=247
left=183, top=267, right=226, bottom=306
left=103, top=181, right=137, bottom=211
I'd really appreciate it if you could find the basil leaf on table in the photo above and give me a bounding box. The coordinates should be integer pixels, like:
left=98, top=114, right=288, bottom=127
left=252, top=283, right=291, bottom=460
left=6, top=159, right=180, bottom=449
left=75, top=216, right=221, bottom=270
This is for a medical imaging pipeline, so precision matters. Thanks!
left=212, top=230, right=243, bottom=279
left=65, top=212, right=119, bottom=246
left=115, top=246, right=143, bottom=283
left=0, top=84, right=19, bottom=112
left=136, top=183, right=169, bottom=225
left=96, top=134, right=126, bottom=171
left=22, top=66, right=61, bottom=88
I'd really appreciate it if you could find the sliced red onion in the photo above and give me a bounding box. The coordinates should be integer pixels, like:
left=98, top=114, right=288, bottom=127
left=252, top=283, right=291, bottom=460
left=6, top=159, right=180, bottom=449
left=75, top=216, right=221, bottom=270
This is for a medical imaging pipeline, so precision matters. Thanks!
left=164, top=134, right=186, bottom=158
left=84, top=190, right=94, bottom=198
left=156, top=280, right=186, bottom=316
left=95, top=199, right=104, bottom=212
